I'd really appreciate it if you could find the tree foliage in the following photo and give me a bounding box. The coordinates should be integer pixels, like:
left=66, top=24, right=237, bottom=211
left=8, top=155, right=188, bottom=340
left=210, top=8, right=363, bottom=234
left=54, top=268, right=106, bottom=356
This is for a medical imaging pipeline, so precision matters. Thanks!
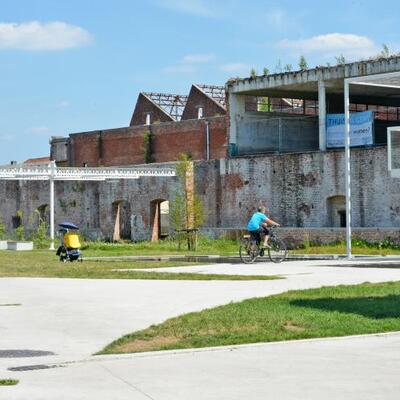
left=298, top=55, right=308, bottom=70
left=0, top=214, right=6, bottom=240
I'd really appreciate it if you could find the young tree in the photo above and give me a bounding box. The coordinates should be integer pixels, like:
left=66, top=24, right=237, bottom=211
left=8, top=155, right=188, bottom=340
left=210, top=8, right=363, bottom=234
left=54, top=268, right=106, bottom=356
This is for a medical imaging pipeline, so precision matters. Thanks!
left=170, top=154, right=205, bottom=250
left=381, top=43, right=390, bottom=58
left=250, top=68, right=257, bottom=78
left=274, top=59, right=283, bottom=73
left=263, top=67, right=270, bottom=76
left=298, top=56, right=308, bottom=70
left=335, top=54, right=346, bottom=65
left=284, top=64, right=293, bottom=72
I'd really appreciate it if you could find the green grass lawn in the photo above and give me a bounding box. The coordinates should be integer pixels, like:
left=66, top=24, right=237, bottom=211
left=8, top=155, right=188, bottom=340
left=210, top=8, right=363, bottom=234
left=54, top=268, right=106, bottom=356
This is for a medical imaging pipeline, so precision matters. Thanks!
left=292, top=243, right=400, bottom=256
left=101, top=281, right=400, bottom=354
left=0, top=250, right=279, bottom=281
left=80, top=238, right=400, bottom=258
left=81, top=237, right=238, bottom=257
left=0, top=379, right=18, bottom=386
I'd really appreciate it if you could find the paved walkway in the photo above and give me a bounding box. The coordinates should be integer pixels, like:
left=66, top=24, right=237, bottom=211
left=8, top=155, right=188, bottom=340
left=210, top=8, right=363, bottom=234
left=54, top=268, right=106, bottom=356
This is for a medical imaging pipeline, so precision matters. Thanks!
left=4, top=333, right=400, bottom=400
left=1, top=259, right=400, bottom=398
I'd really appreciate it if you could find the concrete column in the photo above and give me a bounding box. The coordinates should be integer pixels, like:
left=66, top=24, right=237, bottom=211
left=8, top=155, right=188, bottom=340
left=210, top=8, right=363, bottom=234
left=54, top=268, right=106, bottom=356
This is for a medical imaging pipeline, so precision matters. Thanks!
left=318, top=80, right=327, bottom=151
left=344, top=80, right=352, bottom=259
left=228, top=93, right=246, bottom=156
left=49, top=161, right=56, bottom=250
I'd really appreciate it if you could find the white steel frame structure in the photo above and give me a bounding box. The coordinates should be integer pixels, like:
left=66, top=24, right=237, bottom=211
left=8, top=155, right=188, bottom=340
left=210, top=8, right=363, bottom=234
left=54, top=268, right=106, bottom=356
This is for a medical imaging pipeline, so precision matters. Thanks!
left=344, top=71, right=400, bottom=258
left=0, top=161, right=175, bottom=250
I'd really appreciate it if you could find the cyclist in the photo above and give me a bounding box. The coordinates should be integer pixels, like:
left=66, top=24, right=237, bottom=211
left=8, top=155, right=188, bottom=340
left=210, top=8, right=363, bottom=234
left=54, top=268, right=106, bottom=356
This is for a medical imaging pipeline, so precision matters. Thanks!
left=247, top=206, right=280, bottom=249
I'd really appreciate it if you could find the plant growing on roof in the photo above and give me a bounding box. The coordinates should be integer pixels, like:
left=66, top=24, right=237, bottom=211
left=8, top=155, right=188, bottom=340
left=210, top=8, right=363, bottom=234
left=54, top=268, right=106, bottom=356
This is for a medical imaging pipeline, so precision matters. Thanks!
left=335, top=54, right=346, bottom=66
left=381, top=44, right=390, bottom=58
left=298, top=56, right=308, bottom=70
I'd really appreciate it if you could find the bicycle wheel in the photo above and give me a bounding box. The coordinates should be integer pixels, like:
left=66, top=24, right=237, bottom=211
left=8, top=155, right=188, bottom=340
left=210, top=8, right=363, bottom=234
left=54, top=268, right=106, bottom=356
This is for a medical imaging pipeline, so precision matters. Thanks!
left=268, top=238, right=287, bottom=263
left=239, top=240, right=259, bottom=264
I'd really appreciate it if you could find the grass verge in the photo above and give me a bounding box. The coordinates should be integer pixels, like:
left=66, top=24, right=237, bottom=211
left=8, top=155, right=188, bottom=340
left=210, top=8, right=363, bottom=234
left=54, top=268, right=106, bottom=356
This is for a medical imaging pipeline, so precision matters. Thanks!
left=100, top=281, right=400, bottom=354
left=0, top=379, right=18, bottom=386
left=0, top=251, right=279, bottom=281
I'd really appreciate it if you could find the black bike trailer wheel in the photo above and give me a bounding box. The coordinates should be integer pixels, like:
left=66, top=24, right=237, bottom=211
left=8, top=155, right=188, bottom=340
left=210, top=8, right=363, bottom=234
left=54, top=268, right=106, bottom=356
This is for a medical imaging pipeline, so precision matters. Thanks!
left=268, top=238, right=287, bottom=263
left=239, top=240, right=259, bottom=264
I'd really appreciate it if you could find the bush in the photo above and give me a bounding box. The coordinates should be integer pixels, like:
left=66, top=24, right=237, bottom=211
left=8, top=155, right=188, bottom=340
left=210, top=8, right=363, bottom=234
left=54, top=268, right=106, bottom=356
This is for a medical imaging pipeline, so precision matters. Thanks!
left=13, top=210, right=25, bottom=241
left=0, top=214, right=6, bottom=240
left=30, top=210, right=50, bottom=249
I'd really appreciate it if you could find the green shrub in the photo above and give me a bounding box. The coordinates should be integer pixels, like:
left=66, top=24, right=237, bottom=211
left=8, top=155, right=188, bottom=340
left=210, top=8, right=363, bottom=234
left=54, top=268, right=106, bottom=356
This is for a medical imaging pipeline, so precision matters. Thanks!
left=14, top=210, right=25, bottom=241
left=30, top=210, right=50, bottom=249
left=0, top=214, right=6, bottom=240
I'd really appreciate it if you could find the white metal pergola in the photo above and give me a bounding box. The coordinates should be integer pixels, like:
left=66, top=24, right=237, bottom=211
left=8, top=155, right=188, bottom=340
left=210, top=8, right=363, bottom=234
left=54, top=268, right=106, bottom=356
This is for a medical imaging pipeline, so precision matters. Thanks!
left=0, top=161, right=176, bottom=250
left=344, top=71, right=400, bottom=258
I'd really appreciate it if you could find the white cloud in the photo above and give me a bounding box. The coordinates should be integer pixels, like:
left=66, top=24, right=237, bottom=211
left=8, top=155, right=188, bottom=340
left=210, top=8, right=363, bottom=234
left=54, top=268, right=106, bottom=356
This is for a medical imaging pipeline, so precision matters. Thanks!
left=0, top=21, right=92, bottom=50
left=155, top=0, right=214, bottom=17
left=278, top=33, right=379, bottom=59
left=220, top=63, right=251, bottom=75
left=182, top=53, right=215, bottom=63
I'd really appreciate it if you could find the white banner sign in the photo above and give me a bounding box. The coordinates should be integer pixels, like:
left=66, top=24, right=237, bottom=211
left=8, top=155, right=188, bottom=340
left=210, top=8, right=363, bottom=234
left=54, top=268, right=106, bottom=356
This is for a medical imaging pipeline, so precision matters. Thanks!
left=326, top=111, right=374, bottom=148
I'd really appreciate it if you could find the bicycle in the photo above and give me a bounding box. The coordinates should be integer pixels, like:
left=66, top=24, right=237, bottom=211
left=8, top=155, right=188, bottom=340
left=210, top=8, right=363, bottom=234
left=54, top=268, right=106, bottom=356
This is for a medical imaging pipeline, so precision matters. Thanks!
left=239, top=227, right=288, bottom=264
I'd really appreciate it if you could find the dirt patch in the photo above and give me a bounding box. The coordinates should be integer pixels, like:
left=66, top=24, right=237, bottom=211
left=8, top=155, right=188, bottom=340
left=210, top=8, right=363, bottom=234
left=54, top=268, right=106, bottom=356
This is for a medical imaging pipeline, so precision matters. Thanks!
left=283, top=321, right=305, bottom=333
left=116, top=336, right=179, bottom=353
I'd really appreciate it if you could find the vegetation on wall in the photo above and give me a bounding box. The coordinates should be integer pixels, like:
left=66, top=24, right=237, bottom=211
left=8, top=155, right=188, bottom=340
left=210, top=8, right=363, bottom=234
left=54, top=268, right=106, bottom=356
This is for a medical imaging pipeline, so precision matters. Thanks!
left=143, top=130, right=154, bottom=163
left=0, top=214, right=6, bottom=240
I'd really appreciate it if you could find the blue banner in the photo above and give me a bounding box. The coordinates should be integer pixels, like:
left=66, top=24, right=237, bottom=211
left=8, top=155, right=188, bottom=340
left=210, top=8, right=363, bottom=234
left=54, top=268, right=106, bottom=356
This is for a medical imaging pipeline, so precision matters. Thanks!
left=326, top=111, right=374, bottom=148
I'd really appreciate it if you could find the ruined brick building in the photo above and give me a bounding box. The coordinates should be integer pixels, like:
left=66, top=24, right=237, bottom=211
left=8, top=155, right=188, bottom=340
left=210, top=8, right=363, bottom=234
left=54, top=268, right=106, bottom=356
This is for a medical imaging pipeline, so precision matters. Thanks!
left=3, top=58, right=400, bottom=243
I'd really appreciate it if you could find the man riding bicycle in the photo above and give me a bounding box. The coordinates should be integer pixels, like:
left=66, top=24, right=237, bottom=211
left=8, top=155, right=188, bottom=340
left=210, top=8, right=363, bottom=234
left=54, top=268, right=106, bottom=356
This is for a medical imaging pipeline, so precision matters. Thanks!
left=247, top=206, right=280, bottom=249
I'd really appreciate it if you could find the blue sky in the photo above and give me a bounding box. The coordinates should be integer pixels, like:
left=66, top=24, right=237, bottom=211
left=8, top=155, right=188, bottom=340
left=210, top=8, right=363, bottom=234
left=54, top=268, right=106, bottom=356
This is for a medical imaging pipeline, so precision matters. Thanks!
left=1, top=0, right=400, bottom=164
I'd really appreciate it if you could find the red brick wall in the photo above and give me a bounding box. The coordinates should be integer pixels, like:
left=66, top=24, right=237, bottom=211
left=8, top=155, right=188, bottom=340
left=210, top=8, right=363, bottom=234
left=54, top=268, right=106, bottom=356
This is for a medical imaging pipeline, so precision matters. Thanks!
left=181, top=85, right=226, bottom=120
left=130, top=94, right=174, bottom=126
left=69, top=116, right=228, bottom=167
left=70, top=131, right=101, bottom=167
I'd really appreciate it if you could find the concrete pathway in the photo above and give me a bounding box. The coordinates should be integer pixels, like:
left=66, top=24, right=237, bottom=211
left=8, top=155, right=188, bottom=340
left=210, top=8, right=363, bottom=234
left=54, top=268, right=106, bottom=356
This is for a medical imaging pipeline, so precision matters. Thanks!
left=1, top=259, right=400, bottom=398
left=4, top=333, right=400, bottom=400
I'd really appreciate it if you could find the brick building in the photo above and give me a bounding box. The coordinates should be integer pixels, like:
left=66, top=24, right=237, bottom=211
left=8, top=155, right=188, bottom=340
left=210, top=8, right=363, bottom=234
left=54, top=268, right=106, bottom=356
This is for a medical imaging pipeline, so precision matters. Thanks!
left=51, top=84, right=228, bottom=168
left=4, top=58, right=400, bottom=243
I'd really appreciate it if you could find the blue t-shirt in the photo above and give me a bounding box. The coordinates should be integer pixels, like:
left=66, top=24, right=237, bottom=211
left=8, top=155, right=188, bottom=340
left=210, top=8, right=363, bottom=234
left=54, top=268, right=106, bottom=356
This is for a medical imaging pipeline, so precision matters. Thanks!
left=247, top=212, right=268, bottom=231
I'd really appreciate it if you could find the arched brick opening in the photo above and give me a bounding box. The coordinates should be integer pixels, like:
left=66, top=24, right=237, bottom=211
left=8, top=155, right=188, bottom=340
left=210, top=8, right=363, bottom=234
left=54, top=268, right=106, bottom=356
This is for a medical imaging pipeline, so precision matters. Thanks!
left=150, top=199, right=169, bottom=241
left=327, top=195, right=346, bottom=227
left=112, top=200, right=131, bottom=241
